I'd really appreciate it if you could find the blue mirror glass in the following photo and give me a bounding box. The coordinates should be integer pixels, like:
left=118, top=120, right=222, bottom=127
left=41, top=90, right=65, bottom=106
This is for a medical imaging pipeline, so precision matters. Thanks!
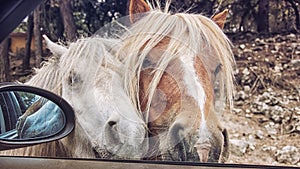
left=0, top=91, right=65, bottom=140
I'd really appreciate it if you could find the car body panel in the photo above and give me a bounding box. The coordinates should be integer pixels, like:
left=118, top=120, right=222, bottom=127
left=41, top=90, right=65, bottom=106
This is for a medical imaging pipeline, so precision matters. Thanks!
left=0, top=156, right=296, bottom=169
left=0, top=0, right=44, bottom=42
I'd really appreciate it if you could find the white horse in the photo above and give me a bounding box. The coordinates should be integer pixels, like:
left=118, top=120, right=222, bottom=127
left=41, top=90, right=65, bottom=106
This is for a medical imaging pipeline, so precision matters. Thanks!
left=1, top=36, right=148, bottom=159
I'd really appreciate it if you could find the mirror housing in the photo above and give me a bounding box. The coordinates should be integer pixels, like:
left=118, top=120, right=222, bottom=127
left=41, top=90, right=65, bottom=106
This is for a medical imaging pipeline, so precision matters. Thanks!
left=0, top=82, right=75, bottom=151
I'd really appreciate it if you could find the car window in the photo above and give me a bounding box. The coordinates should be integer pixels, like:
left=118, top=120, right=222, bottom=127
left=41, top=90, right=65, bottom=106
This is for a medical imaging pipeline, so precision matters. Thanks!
left=0, top=92, right=23, bottom=132
left=0, top=106, right=6, bottom=133
left=1, top=0, right=299, bottom=168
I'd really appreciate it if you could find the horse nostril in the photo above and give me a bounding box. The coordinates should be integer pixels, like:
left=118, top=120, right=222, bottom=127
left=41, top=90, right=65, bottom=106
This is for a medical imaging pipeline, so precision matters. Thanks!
left=167, top=123, right=188, bottom=161
left=168, top=123, right=185, bottom=147
left=104, top=120, right=119, bottom=147
left=108, top=121, right=117, bottom=127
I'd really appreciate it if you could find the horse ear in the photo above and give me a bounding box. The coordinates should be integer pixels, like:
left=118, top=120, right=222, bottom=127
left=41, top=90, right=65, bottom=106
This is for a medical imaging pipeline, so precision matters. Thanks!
left=43, top=34, right=67, bottom=56
left=129, top=0, right=151, bottom=23
left=212, top=9, right=228, bottom=29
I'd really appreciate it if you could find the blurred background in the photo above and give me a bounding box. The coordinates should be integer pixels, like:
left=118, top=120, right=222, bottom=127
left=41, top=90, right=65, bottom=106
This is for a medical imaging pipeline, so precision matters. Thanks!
left=0, top=0, right=299, bottom=80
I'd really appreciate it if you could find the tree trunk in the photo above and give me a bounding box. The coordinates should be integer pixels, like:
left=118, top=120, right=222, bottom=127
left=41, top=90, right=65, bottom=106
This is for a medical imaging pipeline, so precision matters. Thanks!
left=23, top=14, right=34, bottom=70
left=0, top=38, right=11, bottom=82
left=286, top=0, right=300, bottom=30
left=257, top=0, right=269, bottom=33
left=59, top=0, right=77, bottom=41
left=34, top=6, right=43, bottom=67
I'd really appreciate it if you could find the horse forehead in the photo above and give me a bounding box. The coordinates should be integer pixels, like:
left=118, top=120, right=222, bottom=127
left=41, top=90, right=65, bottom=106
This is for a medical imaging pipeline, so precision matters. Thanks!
left=140, top=54, right=210, bottom=125
left=94, top=72, right=141, bottom=118
left=76, top=59, right=99, bottom=73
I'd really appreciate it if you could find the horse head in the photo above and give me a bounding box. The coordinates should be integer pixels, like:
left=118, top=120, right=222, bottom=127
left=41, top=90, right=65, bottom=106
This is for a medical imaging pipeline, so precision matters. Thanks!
left=27, top=37, right=148, bottom=159
left=121, top=0, right=235, bottom=162
left=58, top=38, right=148, bottom=159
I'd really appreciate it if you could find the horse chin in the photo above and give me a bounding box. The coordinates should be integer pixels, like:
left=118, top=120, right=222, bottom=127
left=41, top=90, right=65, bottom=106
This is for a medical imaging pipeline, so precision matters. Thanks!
left=101, top=123, right=149, bottom=159
left=93, top=141, right=149, bottom=160
left=102, top=143, right=148, bottom=160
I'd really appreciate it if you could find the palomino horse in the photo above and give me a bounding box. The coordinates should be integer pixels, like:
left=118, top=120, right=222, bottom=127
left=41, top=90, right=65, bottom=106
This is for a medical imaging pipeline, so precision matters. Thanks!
left=118, top=0, right=235, bottom=162
left=1, top=36, right=148, bottom=159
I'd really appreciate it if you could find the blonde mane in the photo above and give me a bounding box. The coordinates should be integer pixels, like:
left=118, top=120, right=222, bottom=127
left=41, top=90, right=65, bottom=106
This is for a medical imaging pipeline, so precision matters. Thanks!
left=119, top=7, right=235, bottom=122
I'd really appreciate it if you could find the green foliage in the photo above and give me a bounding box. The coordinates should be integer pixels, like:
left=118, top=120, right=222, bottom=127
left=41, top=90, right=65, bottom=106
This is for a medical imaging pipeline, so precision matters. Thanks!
left=71, top=0, right=128, bottom=37
left=32, top=0, right=299, bottom=41
left=17, top=91, right=40, bottom=109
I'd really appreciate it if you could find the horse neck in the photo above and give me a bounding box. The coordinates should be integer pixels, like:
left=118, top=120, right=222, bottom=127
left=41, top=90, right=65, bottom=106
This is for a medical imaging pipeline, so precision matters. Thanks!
left=60, top=121, right=96, bottom=158
left=0, top=141, right=68, bottom=157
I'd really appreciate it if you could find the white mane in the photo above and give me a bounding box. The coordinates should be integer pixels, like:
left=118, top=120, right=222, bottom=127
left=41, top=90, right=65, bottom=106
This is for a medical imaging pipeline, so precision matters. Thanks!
left=26, top=57, right=62, bottom=95
left=59, top=37, right=122, bottom=84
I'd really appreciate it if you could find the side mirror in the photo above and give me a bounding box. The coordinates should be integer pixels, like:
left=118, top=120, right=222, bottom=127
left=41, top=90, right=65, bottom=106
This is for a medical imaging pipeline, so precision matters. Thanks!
left=0, top=82, right=75, bottom=151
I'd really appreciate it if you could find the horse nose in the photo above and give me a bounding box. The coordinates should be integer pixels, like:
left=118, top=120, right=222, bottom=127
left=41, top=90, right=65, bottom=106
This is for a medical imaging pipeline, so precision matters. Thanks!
left=167, top=121, right=212, bottom=162
left=103, top=115, right=148, bottom=159
left=194, top=139, right=211, bottom=162
left=166, top=123, right=190, bottom=161
left=104, top=117, right=121, bottom=146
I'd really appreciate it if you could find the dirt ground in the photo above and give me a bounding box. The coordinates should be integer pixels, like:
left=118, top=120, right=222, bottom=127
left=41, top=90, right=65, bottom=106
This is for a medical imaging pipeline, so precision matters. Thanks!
left=9, top=33, right=300, bottom=167
left=224, top=33, right=300, bottom=167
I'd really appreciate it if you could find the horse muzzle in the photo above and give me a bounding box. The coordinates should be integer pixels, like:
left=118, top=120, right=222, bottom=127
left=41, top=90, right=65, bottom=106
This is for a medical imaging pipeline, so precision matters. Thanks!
left=165, top=122, right=229, bottom=162
left=102, top=117, right=149, bottom=159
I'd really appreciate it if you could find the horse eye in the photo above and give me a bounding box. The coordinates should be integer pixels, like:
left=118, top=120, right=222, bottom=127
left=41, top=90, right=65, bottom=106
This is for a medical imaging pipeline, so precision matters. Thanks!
left=68, top=71, right=82, bottom=86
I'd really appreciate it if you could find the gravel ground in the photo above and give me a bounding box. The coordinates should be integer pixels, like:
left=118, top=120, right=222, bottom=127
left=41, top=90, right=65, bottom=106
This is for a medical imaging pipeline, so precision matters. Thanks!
left=224, top=33, right=300, bottom=167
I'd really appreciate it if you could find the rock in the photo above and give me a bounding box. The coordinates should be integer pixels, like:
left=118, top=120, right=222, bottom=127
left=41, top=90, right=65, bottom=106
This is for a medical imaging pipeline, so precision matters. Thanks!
left=242, top=68, right=250, bottom=76
left=287, top=33, right=296, bottom=41
left=245, top=113, right=253, bottom=118
left=296, top=126, right=300, bottom=132
left=255, top=130, right=265, bottom=139
left=253, top=47, right=263, bottom=52
left=262, top=145, right=277, bottom=153
left=269, top=105, right=285, bottom=123
left=275, top=146, right=300, bottom=165
left=248, top=135, right=256, bottom=151
left=235, top=91, right=248, bottom=101
left=295, top=107, right=300, bottom=112
left=235, top=100, right=244, bottom=106
left=230, top=139, right=249, bottom=156
left=233, top=108, right=243, bottom=114
left=244, top=85, right=250, bottom=92
left=239, top=44, right=246, bottom=50
left=265, top=38, right=275, bottom=43
left=291, top=60, right=300, bottom=69
left=275, top=36, right=284, bottom=42
left=255, top=38, right=266, bottom=46
left=286, top=46, right=294, bottom=53
left=265, top=122, right=277, bottom=136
